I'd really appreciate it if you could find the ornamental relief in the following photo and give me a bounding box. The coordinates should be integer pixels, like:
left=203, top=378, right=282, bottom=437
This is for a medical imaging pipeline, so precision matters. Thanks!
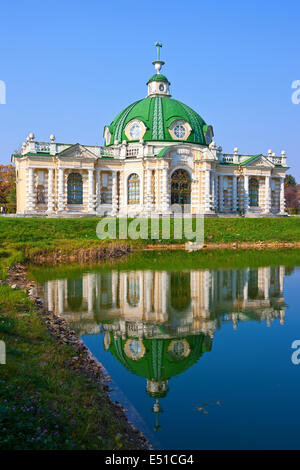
left=248, top=158, right=274, bottom=169
left=170, top=152, right=194, bottom=170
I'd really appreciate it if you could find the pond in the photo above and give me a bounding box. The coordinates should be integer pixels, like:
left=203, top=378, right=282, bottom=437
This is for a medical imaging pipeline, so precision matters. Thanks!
left=33, top=250, right=300, bottom=449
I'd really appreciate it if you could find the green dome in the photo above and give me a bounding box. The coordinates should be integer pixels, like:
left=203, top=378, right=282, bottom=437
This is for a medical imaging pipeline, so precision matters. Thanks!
left=147, top=74, right=170, bottom=84
left=107, top=334, right=212, bottom=384
left=105, top=96, right=210, bottom=146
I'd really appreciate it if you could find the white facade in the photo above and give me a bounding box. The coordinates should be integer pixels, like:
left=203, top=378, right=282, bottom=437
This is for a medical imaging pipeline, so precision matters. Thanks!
left=12, top=50, right=289, bottom=217
left=12, top=139, right=288, bottom=217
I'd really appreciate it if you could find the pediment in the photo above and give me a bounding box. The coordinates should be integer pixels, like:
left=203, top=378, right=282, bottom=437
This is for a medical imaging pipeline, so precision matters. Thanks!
left=243, top=155, right=274, bottom=169
left=57, top=143, right=97, bottom=162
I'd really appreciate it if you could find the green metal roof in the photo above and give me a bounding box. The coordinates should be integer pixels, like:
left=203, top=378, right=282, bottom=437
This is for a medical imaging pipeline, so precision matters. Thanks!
left=147, top=74, right=170, bottom=84
left=12, top=152, right=51, bottom=158
left=220, top=154, right=263, bottom=166
left=156, top=146, right=172, bottom=158
left=105, top=96, right=209, bottom=146
left=107, top=333, right=212, bottom=398
left=241, top=154, right=262, bottom=165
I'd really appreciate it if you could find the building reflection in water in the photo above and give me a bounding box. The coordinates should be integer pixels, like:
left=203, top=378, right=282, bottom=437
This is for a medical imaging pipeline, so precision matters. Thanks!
left=40, top=266, right=286, bottom=431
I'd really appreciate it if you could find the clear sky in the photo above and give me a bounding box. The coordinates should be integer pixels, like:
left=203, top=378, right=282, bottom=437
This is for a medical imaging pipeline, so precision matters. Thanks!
left=0, top=0, right=299, bottom=179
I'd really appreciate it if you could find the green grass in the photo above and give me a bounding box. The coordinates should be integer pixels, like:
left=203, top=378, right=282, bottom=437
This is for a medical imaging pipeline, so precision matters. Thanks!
left=1, top=216, right=300, bottom=247
left=0, top=285, right=138, bottom=450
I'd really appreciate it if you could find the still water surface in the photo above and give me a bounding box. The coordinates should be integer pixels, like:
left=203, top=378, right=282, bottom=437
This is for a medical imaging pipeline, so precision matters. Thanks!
left=35, top=252, right=300, bottom=449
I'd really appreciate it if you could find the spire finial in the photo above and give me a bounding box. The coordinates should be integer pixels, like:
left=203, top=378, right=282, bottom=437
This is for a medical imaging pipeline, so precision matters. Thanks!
left=155, top=42, right=162, bottom=61
left=153, top=42, right=165, bottom=74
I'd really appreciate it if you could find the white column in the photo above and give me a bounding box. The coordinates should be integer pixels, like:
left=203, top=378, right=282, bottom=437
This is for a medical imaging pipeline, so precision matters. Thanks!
left=111, top=171, right=118, bottom=216
left=161, top=166, right=170, bottom=213
left=215, top=173, right=219, bottom=212
left=57, top=168, right=65, bottom=212
left=232, top=270, right=237, bottom=300
left=47, top=168, right=54, bottom=213
left=211, top=172, right=217, bottom=212
left=111, top=271, right=118, bottom=306
left=219, top=175, right=224, bottom=212
left=243, top=268, right=249, bottom=301
left=232, top=175, right=238, bottom=213
left=47, top=281, right=54, bottom=312
left=146, top=168, right=153, bottom=213
left=161, top=271, right=168, bottom=318
left=88, top=273, right=95, bottom=313
left=264, top=175, right=271, bottom=214
left=243, top=175, right=249, bottom=213
left=279, top=177, right=285, bottom=214
left=279, top=266, right=285, bottom=293
left=155, top=169, right=160, bottom=212
left=202, top=270, right=210, bottom=311
left=96, top=169, right=101, bottom=212
left=88, top=169, right=95, bottom=213
left=57, top=279, right=64, bottom=315
left=264, top=267, right=270, bottom=300
left=27, top=167, right=35, bottom=212
left=201, top=170, right=211, bottom=213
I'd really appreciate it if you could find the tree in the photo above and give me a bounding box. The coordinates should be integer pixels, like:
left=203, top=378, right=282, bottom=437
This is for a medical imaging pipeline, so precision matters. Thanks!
left=0, top=165, right=16, bottom=212
left=6, top=184, right=16, bottom=213
left=284, top=174, right=299, bottom=213
left=285, top=174, right=296, bottom=186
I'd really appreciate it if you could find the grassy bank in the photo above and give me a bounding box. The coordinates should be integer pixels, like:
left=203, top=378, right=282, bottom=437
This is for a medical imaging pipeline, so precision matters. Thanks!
left=1, top=216, right=300, bottom=247
left=0, top=282, right=145, bottom=450
left=0, top=228, right=146, bottom=450
left=0, top=217, right=300, bottom=272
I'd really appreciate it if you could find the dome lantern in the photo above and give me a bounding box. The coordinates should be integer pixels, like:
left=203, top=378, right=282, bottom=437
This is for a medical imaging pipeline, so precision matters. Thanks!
left=147, top=42, right=171, bottom=97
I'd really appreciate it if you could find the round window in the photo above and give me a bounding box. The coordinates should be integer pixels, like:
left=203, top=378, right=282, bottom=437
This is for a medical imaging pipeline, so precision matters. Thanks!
left=129, top=123, right=142, bottom=139
left=173, top=124, right=186, bottom=139
left=159, top=83, right=165, bottom=92
left=129, top=340, right=142, bottom=357
left=172, top=341, right=185, bottom=358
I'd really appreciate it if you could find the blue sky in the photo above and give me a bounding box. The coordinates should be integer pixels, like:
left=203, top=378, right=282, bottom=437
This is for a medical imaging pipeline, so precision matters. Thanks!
left=0, top=0, right=299, bottom=179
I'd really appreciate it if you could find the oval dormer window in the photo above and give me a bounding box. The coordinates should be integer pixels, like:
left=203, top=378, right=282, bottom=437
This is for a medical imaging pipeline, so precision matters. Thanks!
left=173, top=124, right=186, bottom=139
left=129, top=123, right=142, bottom=139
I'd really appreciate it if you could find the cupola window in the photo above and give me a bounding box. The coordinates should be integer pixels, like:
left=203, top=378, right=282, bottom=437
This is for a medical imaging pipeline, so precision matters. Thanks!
left=173, top=124, right=186, bottom=139
left=169, top=120, right=191, bottom=141
left=129, top=123, right=142, bottom=140
left=124, top=120, right=146, bottom=141
left=124, top=338, right=146, bottom=360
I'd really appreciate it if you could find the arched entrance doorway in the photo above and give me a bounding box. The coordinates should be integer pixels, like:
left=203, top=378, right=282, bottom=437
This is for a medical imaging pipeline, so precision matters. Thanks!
left=171, top=169, right=191, bottom=208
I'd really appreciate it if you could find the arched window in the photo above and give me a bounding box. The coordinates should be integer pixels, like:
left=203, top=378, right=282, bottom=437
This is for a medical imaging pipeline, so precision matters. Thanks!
left=128, top=173, right=140, bottom=205
left=67, top=278, right=83, bottom=310
left=249, top=178, right=259, bottom=207
left=171, top=169, right=191, bottom=207
left=67, top=173, right=83, bottom=204
left=127, top=273, right=140, bottom=307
